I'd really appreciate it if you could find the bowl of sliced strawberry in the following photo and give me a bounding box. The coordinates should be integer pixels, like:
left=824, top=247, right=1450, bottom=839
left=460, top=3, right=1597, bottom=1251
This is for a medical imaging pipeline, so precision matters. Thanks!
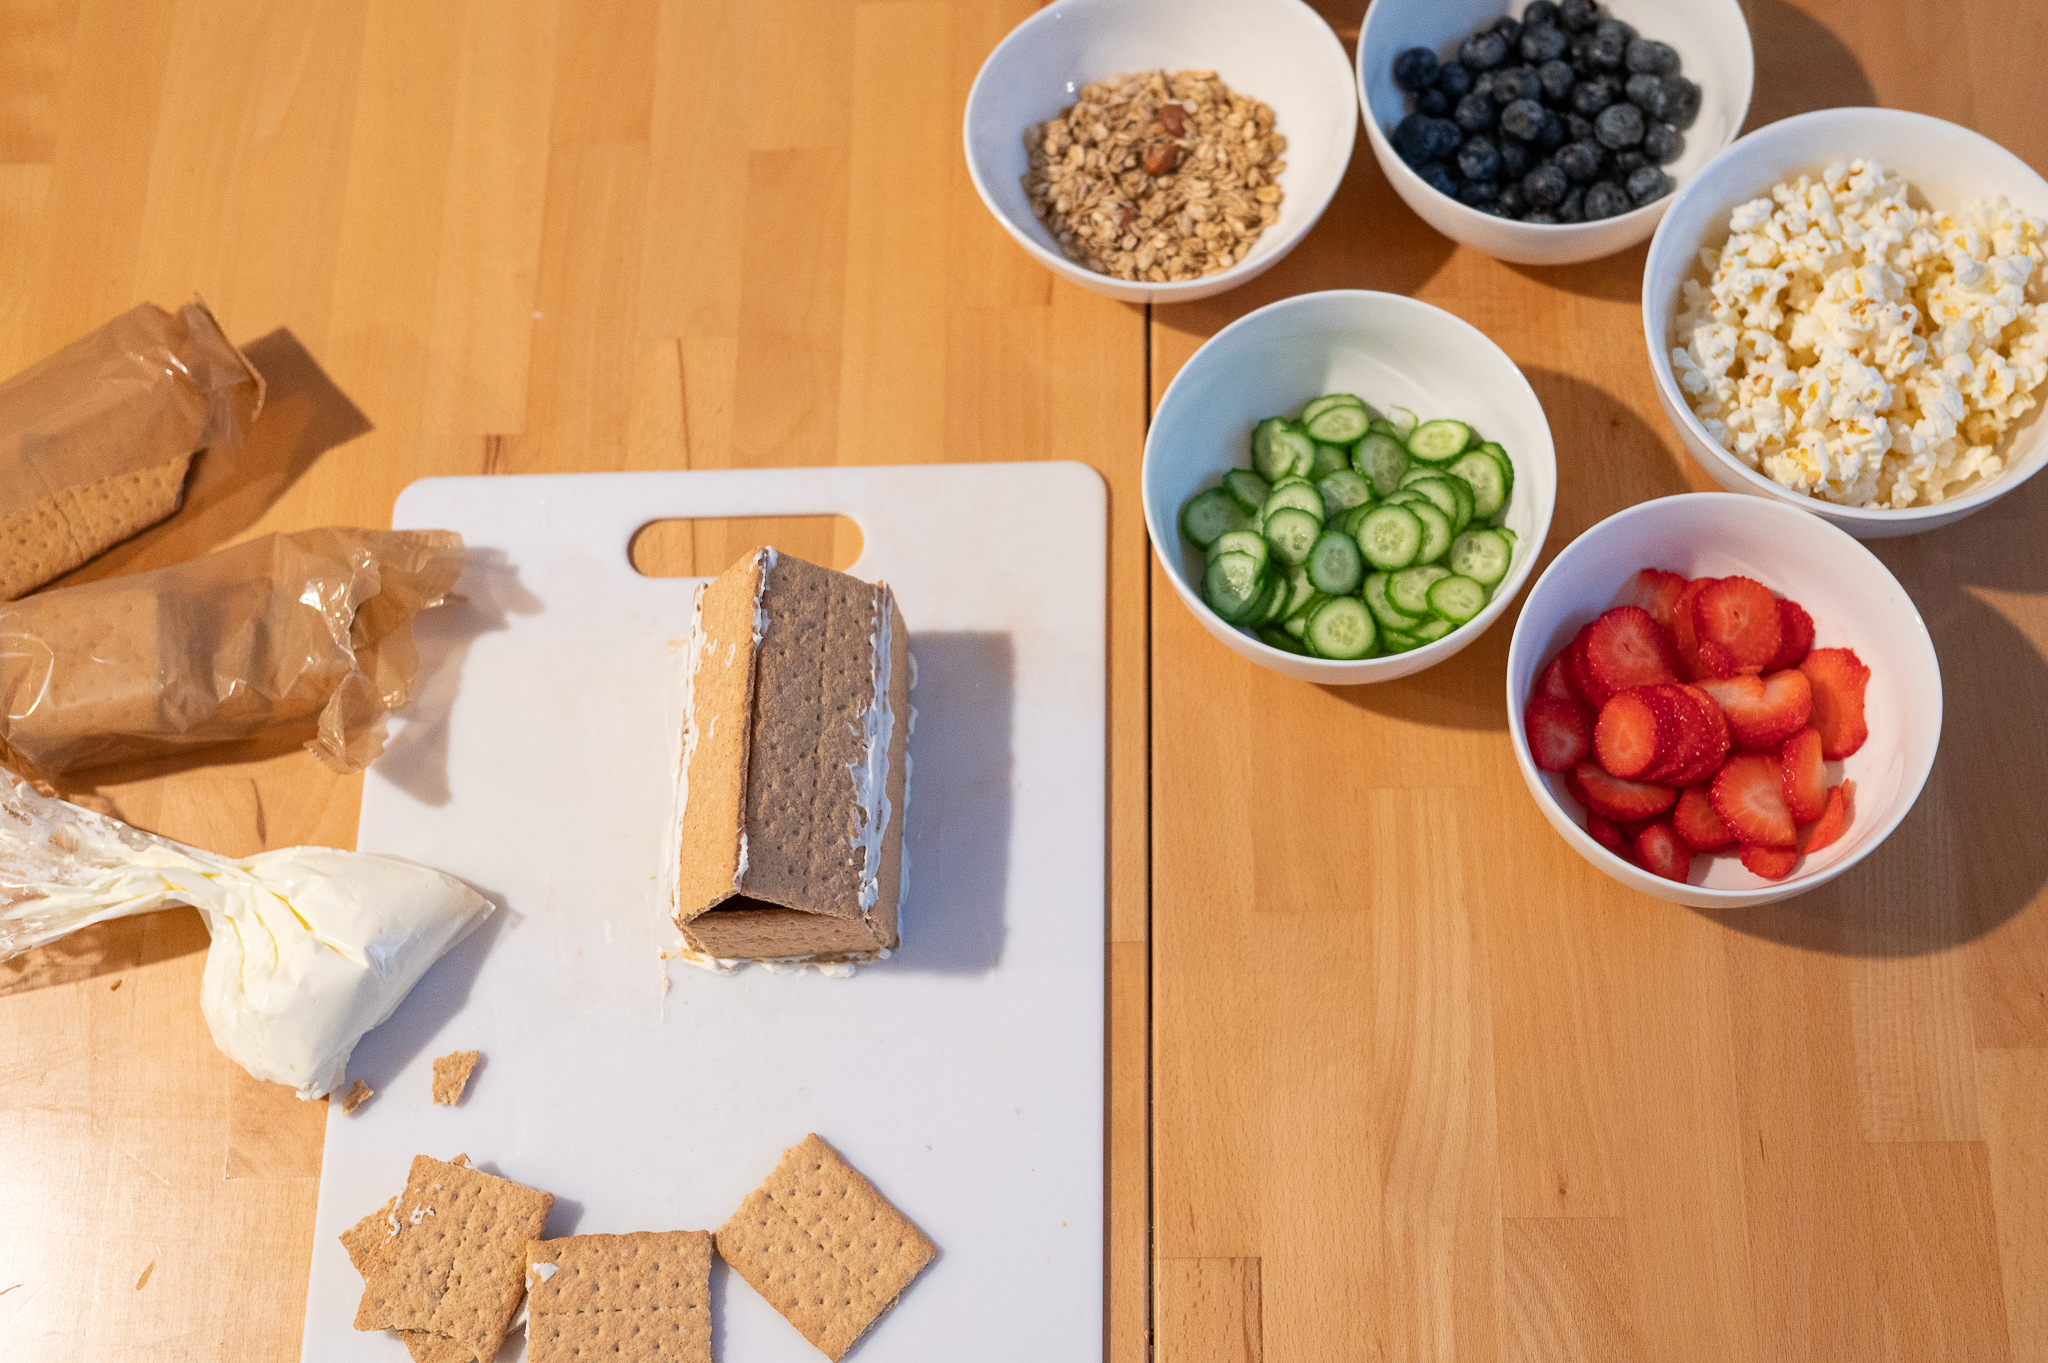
left=1506, top=492, right=1941, bottom=908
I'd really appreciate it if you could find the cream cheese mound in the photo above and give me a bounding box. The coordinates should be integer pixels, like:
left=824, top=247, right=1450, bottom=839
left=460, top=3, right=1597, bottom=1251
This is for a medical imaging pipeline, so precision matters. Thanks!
left=1671, top=159, right=2048, bottom=508
left=0, top=779, right=490, bottom=1099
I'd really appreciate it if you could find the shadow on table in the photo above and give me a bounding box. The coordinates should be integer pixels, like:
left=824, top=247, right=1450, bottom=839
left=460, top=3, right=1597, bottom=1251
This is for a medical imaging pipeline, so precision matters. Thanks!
left=1741, top=0, right=1879, bottom=133
left=1700, top=471, right=2048, bottom=957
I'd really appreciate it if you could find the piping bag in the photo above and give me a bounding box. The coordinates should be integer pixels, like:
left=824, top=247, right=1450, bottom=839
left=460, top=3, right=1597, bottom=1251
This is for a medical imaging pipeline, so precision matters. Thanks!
left=0, top=777, right=490, bottom=1099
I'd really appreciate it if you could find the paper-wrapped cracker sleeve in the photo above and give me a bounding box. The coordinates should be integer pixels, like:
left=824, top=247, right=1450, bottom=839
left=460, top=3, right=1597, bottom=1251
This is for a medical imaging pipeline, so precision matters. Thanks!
left=0, top=297, right=264, bottom=601
left=0, top=527, right=465, bottom=774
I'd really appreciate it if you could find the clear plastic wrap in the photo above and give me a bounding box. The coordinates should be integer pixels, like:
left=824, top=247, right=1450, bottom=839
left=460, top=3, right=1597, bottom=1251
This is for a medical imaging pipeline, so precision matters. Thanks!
left=0, top=776, right=492, bottom=1099
left=0, top=527, right=465, bottom=774
left=0, top=297, right=264, bottom=601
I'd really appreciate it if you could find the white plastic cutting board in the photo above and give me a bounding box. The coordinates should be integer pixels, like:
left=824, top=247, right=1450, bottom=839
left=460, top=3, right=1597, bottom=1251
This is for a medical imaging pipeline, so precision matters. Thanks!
left=300, top=463, right=1106, bottom=1362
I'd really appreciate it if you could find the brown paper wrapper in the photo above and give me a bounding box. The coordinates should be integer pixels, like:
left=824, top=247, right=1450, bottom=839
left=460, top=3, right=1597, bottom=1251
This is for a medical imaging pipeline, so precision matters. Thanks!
left=0, top=528, right=464, bottom=775
left=0, top=297, right=265, bottom=602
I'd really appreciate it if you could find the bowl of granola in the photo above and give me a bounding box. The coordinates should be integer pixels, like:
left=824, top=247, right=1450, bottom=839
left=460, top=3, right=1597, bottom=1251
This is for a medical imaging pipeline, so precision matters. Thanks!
left=962, top=0, right=1357, bottom=304
left=1645, top=107, right=2048, bottom=537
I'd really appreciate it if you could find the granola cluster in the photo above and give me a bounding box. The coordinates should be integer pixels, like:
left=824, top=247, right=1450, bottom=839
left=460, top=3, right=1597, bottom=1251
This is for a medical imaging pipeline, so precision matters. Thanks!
left=1021, top=70, right=1286, bottom=284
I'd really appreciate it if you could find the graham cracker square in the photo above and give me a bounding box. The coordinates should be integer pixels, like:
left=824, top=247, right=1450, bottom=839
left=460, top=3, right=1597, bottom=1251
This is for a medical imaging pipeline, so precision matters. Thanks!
left=715, top=1134, right=937, bottom=1360
left=431, top=1050, right=480, bottom=1106
left=524, top=1230, right=713, bottom=1363
left=353, top=1154, right=554, bottom=1363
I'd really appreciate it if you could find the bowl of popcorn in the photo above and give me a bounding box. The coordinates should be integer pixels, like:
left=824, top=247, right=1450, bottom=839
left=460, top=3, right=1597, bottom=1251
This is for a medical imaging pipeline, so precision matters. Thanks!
left=962, top=0, right=1357, bottom=304
left=1645, top=107, right=2048, bottom=537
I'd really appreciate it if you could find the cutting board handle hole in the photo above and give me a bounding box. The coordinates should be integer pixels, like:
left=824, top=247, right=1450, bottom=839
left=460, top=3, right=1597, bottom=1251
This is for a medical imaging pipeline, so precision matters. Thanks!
left=628, top=515, right=865, bottom=577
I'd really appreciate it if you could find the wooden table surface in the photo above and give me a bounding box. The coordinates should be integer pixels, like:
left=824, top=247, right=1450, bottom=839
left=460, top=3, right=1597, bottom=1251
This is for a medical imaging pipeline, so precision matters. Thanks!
left=2, top=1, right=2044, bottom=1359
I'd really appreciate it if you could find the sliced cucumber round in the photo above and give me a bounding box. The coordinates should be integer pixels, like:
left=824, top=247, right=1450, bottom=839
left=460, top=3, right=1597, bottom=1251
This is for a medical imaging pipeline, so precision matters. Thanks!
left=1365, top=571, right=1423, bottom=630
left=1299, top=393, right=1365, bottom=426
left=1447, top=449, right=1511, bottom=520
left=1315, top=469, right=1374, bottom=514
left=1202, top=551, right=1266, bottom=624
left=1403, top=476, right=1471, bottom=534
left=1180, top=487, right=1249, bottom=548
left=1252, top=419, right=1315, bottom=483
left=1352, top=432, right=1410, bottom=497
left=1426, top=573, right=1488, bottom=625
left=1304, top=403, right=1370, bottom=445
left=1222, top=468, right=1271, bottom=514
left=1447, top=528, right=1512, bottom=587
left=1278, top=563, right=1316, bottom=622
left=1355, top=504, right=1424, bottom=571
left=1407, top=499, right=1453, bottom=564
left=1304, top=596, right=1378, bottom=660
left=1309, top=441, right=1352, bottom=477
left=1259, top=480, right=1325, bottom=527
left=1206, top=529, right=1270, bottom=573
left=1406, top=418, right=1473, bottom=463
left=1256, top=624, right=1308, bottom=655
left=1263, top=507, right=1322, bottom=567
left=1388, top=564, right=1452, bottom=616
left=1305, top=529, right=1365, bottom=596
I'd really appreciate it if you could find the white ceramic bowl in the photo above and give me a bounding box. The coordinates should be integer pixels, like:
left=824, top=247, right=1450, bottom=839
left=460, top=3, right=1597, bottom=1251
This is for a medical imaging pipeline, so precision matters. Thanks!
left=962, top=0, right=1356, bottom=304
left=1358, top=0, right=1753, bottom=266
left=1644, top=107, right=2048, bottom=538
left=1143, top=289, right=1556, bottom=683
left=1505, top=493, right=1941, bottom=908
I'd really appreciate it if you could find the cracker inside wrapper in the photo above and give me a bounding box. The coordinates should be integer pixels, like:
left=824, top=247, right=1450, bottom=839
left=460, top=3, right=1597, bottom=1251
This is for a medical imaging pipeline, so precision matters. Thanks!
left=0, top=527, right=464, bottom=774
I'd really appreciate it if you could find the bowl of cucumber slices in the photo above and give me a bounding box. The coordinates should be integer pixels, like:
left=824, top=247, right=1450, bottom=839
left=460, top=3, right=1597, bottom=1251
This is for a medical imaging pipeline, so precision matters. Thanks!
left=1144, top=289, right=1556, bottom=683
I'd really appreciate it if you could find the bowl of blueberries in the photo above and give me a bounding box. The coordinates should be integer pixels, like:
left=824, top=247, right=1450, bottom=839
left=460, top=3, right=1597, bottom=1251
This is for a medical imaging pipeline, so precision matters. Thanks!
left=1357, top=0, right=1753, bottom=266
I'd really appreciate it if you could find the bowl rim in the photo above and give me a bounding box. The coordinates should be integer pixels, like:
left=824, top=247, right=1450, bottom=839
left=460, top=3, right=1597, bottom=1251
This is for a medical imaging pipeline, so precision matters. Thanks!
left=1142, top=287, right=1558, bottom=675
left=1355, top=0, right=1755, bottom=240
left=960, top=0, right=1358, bottom=301
left=1503, top=490, right=1943, bottom=900
left=1642, top=105, right=2048, bottom=524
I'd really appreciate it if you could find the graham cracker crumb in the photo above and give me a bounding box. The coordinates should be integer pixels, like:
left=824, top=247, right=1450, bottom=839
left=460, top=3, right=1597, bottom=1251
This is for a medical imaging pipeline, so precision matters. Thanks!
left=341, top=1079, right=374, bottom=1114
left=431, top=1050, right=480, bottom=1106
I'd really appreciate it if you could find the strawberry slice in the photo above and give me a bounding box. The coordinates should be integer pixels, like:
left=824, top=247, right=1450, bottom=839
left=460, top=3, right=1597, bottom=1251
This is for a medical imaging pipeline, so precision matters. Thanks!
left=1593, top=687, right=1680, bottom=779
left=1643, top=683, right=1730, bottom=786
left=1585, top=605, right=1679, bottom=695
left=1585, top=812, right=1627, bottom=854
left=1634, top=822, right=1694, bottom=883
left=1693, top=637, right=1742, bottom=679
left=1567, top=624, right=1613, bottom=707
left=1537, top=653, right=1581, bottom=704
left=1693, top=576, right=1783, bottom=669
left=1800, top=647, right=1870, bottom=759
left=1526, top=696, right=1593, bottom=772
left=1672, top=577, right=1713, bottom=679
left=1630, top=568, right=1687, bottom=630
left=1801, top=780, right=1855, bottom=853
left=1739, top=843, right=1800, bottom=880
left=1574, top=761, right=1679, bottom=822
left=1780, top=727, right=1826, bottom=823
left=1698, top=669, right=1812, bottom=750
left=1673, top=785, right=1736, bottom=849
left=1711, top=751, right=1798, bottom=847
left=1767, top=598, right=1816, bottom=671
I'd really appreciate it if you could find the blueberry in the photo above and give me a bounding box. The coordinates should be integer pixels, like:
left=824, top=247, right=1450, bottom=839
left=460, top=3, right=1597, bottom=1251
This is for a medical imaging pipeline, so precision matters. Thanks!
left=1417, top=161, right=1461, bottom=198
left=1524, top=1, right=1562, bottom=27
left=1417, top=87, right=1450, bottom=116
left=1490, top=65, right=1542, bottom=105
left=1499, top=97, right=1546, bottom=142
left=1391, top=113, right=1437, bottom=165
left=1457, top=135, right=1503, bottom=182
left=1661, top=75, right=1702, bottom=130
left=1594, top=101, right=1645, bottom=148
left=1520, top=23, right=1569, bottom=64
left=1612, top=148, right=1647, bottom=175
left=1569, top=31, right=1598, bottom=73
left=1556, top=139, right=1605, bottom=183
left=1564, top=112, right=1596, bottom=142
left=1429, top=116, right=1465, bottom=161
left=1457, top=178, right=1500, bottom=208
left=1533, top=107, right=1565, bottom=150
left=1454, top=91, right=1497, bottom=133
left=1392, top=47, right=1441, bottom=92
left=1570, top=76, right=1617, bottom=116
left=1437, top=60, right=1473, bottom=98
left=1522, top=162, right=1569, bottom=208
left=1459, top=30, right=1510, bottom=71
left=1496, top=182, right=1530, bottom=217
left=1500, top=141, right=1531, bottom=179
left=1557, top=185, right=1586, bottom=222
left=1626, top=38, right=1680, bottom=75
left=1525, top=211, right=1560, bottom=224
left=1584, top=180, right=1632, bottom=220
left=1588, top=27, right=1628, bottom=71
left=1627, top=164, right=1674, bottom=205
left=1489, top=15, right=1524, bottom=44
left=1538, top=58, right=1577, bottom=103
left=1625, top=73, right=1667, bottom=119
left=1642, top=120, right=1684, bottom=165
left=1559, top=0, right=1600, bottom=33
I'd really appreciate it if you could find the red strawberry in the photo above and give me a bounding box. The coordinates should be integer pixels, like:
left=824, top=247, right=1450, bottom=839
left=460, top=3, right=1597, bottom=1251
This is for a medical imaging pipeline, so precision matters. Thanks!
left=1585, top=812, right=1627, bottom=854
left=1711, top=751, right=1798, bottom=847
left=1526, top=696, right=1593, bottom=772
left=1593, top=687, right=1680, bottom=780
left=1692, top=576, right=1783, bottom=669
left=1537, top=653, right=1581, bottom=704
left=1642, top=683, right=1731, bottom=786
left=1574, top=761, right=1679, bottom=822
left=1740, top=843, right=1800, bottom=880
left=1767, top=598, right=1816, bottom=671
left=1672, top=577, right=1713, bottom=679
left=1698, top=669, right=1812, bottom=750
left=1635, top=822, right=1695, bottom=883
left=1800, top=647, right=1870, bottom=759
left=1673, top=785, right=1736, bottom=849
left=1585, top=605, right=1679, bottom=694
left=1801, top=780, right=1855, bottom=853
left=1567, top=624, right=1613, bottom=706
left=1780, top=727, right=1826, bottom=824
left=1630, top=568, right=1687, bottom=629
left=1693, top=637, right=1742, bottom=679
